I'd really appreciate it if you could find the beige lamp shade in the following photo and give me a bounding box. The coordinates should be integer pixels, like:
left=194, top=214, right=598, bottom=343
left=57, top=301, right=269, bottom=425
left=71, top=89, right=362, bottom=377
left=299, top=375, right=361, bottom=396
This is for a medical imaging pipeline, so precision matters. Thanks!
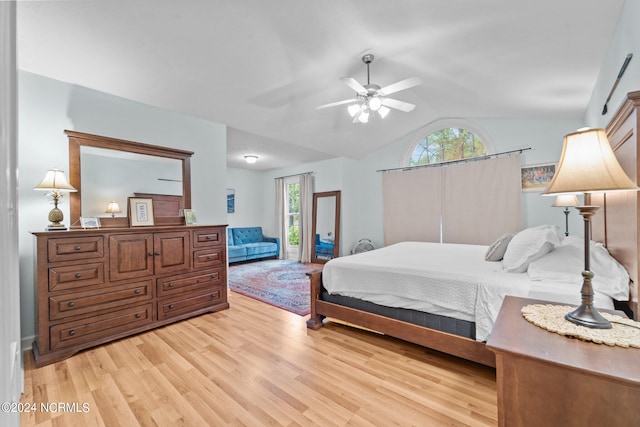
left=543, top=128, right=638, bottom=195
left=552, top=194, right=580, bottom=207
left=34, top=168, right=77, bottom=192
left=105, top=201, right=121, bottom=216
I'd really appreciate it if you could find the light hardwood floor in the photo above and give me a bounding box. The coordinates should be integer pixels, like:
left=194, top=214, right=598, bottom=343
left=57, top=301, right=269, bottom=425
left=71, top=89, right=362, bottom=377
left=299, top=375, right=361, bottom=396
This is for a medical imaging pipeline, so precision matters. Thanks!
left=20, top=291, right=497, bottom=426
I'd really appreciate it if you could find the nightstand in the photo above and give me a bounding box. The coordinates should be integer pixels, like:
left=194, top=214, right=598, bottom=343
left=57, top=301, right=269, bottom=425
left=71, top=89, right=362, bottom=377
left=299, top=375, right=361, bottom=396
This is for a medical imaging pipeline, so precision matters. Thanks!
left=486, top=296, right=640, bottom=427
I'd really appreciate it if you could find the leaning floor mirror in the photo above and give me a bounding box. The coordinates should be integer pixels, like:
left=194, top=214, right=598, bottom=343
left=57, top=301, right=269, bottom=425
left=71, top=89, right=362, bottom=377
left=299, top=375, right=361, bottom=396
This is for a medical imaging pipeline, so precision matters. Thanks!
left=311, top=190, right=341, bottom=264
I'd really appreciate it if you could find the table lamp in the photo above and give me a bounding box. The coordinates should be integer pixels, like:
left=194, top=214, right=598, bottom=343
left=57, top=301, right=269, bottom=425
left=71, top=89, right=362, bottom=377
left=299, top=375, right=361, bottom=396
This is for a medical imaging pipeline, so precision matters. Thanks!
left=105, top=201, right=121, bottom=217
left=34, top=168, right=77, bottom=230
left=543, top=128, right=638, bottom=329
left=552, top=194, right=580, bottom=236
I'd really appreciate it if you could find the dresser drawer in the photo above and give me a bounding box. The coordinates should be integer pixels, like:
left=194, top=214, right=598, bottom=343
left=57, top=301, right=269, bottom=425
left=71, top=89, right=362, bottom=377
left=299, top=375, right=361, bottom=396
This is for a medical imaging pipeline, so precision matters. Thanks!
left=193, top=248, right=224, bottom=269
left=158, top=288, right=224, bottom=320
left=48, top=262, right=105, bottom=292
left=49, top=304, right=153, bottom=351
left=49, top=280, right=152, bottom=321
left=157, top=270, right=223, bottom=297
left=193, top=228, right=224, bottom=248
left=48, top=236, right=105, bottom=262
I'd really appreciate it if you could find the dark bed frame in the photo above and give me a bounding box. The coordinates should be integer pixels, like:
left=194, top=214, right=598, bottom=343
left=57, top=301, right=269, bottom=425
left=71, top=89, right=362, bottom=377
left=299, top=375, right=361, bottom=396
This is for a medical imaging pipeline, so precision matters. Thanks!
left=306, top=91, right=640, bottom=368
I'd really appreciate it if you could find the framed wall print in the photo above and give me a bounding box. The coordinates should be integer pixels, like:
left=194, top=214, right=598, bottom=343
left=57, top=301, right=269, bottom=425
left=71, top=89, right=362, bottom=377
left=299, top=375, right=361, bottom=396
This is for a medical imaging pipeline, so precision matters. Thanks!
left=227, top=188, right=235, bottom=213
left=128, top=197, right=155, bottom=226
left=80, top=217, right=100, bottom=229
left=521, top=162, right=556, bottom=192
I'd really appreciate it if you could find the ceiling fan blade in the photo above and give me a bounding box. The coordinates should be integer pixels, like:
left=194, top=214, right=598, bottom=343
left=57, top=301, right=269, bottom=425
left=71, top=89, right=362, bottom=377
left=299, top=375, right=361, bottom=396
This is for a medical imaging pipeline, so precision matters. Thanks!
left=379, top=76, right=422, bottom=96
left=340, top=77, right=367, bottom=94
left=381, top=98, right=416, bottom=112
left=316, top=99, right=358, bottom=110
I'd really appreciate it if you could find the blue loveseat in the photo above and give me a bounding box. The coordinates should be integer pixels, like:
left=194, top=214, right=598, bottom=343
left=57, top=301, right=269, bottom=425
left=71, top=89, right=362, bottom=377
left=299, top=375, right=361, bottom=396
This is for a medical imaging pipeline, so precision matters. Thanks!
left=228, top=227, right=280, bottom=263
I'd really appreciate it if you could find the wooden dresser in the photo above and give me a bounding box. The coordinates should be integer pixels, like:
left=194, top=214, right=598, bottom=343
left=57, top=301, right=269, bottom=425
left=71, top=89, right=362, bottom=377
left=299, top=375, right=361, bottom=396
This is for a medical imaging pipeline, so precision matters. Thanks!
left=487, top=296, right=640, bottom=427
left=32, top=225, right=228, bottom=367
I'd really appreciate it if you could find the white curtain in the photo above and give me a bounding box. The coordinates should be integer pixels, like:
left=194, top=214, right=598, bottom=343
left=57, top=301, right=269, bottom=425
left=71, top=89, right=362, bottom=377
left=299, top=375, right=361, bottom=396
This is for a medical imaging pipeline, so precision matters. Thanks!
left=383, top=167, right=442, bottom=245
left=299, top=174, right=314, bottom=262
left=442, top=155, right=522, bottom=244
left=275, top=178, right=286, bottom=259
left=383, top=154, right=522, bottom=245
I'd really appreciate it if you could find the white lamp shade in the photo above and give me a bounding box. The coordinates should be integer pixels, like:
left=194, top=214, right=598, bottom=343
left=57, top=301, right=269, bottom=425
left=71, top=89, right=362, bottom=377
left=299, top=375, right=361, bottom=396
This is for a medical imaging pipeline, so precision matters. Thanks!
left=543, top=128, right=638, bottom=195
left=347, top=103, right=362, bottom=117
left=552, top=194, right=580, bottom=207
left=378, top=105, right=390, bottom=119
left=34, top=169, right=77, bottom=192
left=105, top=201, right=121, bottom=214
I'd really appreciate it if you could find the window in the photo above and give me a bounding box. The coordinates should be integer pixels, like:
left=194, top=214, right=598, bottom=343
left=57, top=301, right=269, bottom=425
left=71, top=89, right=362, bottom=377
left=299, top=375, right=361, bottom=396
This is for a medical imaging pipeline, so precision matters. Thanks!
left=284, top=178, right=300, bottom=259
left=409, top=127, right=487, bottom=166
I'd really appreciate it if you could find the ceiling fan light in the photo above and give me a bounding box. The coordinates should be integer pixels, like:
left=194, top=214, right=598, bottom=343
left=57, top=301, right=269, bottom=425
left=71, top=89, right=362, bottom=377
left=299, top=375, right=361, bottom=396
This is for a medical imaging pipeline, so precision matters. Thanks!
left=378, top=106, right=390, bottom=119
left=244, top=155, right=258, bottom=164
left=347, top=103, right=361, bottom=117
left=368, top=96, right=382, bottom=111
left=358, top=110, right=370, bottom=123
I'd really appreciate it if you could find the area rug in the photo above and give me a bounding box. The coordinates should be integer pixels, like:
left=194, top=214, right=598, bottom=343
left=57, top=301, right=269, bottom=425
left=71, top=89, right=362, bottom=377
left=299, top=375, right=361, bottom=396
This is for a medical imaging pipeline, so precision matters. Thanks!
left=228, top=260, right=322, bottom=316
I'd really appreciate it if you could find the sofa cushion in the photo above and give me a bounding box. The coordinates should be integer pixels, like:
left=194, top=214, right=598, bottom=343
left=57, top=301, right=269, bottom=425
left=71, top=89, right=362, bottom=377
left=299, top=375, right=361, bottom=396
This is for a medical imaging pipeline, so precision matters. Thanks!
left=232, top=227, right=264, bottom=245
left=244, top=242, right=278, bottom=256
left=228, top=245, right=247, bottom=259
left=227, top=231, right=235, bottom=247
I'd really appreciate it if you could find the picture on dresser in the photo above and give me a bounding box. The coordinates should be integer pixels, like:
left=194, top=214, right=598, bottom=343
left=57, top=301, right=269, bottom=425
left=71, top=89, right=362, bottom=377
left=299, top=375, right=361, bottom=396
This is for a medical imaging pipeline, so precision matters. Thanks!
left=183, top=209, right=197, bottom=225
left=80, top=217, right=100, bottom=229
left=128, top=197, right=155, bottom=226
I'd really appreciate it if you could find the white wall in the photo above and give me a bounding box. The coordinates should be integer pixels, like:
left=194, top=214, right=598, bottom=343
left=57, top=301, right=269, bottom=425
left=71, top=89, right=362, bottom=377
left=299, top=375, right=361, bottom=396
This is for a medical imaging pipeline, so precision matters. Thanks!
left=1, top=2, right=22, bottom=426
left=18, top=71, right=228, bottom=345
left=584, top=0, right=640, bottom=128
left=226, top=167, right=266, bottom=228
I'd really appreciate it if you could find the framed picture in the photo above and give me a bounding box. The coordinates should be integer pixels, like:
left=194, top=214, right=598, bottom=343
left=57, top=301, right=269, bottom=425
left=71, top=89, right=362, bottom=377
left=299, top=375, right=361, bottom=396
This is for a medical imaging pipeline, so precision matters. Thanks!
left=80, top=217, right=100, bottom=229
left=128, top=197, right=155, bottom=226
left=184, top=209, right=197, bottom=225
left=521, top=162, right=556, bottom=192
left=227, top=188, right=235, bottom=213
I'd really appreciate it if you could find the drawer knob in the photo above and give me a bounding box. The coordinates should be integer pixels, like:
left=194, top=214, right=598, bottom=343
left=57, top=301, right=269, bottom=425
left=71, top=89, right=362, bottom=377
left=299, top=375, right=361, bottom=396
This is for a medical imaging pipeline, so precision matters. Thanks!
left=168, top=304, right=175, bottom=309
left=74, top=246, right=81, bottom=251
left=207, top=256, right=212, bottom=260
left=69, top=330, right=76, bottom=336
left=205, top=236, right=212, bottom=240
left=135, top=313, right=141, bottom=318
left=68, top=302, right=75, bottom=307
left=168, top=283, right=174, bottom=288
left=135, top=289, right=141, bottom=295
left=75, top=273, right=82, bottom=279
left=155, top=251, right=161, bottom=256
left=211, top=274, right=217, bottom=279
left=148, top=252, right=154, bottom=257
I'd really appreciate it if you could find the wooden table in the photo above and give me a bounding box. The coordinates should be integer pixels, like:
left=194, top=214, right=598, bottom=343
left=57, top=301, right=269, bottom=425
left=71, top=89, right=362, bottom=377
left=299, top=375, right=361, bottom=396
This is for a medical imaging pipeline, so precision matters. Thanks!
left=486, top=296, right=640, bottom=427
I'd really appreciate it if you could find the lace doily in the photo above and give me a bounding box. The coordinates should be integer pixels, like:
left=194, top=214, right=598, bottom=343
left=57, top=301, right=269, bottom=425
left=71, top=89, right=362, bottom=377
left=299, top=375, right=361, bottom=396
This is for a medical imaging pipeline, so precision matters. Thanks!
left=521, top=304, right=640, bottom=348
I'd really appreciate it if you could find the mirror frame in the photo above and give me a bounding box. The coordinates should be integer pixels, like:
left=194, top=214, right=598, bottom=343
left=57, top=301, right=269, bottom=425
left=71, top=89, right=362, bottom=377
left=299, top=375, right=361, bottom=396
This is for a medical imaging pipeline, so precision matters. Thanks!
left=311, top=190, right=341, bottom=264
left=67, top=130, right=193, bottom=228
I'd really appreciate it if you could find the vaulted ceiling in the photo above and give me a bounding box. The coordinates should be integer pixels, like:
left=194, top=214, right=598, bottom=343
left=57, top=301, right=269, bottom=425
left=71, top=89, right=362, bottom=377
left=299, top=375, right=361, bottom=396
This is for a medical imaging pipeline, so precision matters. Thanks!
left=17, top=0, right=625, bottom=170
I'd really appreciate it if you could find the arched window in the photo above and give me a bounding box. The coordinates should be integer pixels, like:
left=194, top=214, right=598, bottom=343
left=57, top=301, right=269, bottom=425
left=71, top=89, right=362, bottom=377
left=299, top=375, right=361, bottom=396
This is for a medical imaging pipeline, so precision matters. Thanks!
left=409, top=127, right=487, bottom=166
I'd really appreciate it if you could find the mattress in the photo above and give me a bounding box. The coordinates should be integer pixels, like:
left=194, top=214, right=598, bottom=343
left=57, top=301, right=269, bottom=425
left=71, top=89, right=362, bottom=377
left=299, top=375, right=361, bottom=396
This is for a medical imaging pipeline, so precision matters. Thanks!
left=322, top=241, right=614, bottom=341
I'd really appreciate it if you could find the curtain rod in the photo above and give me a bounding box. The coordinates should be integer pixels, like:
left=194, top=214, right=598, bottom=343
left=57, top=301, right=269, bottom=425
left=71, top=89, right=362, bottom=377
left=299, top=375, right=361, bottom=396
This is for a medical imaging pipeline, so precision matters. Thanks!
left=274, top=171, right=314, bottom=180
left=377, top=147, right=531, bottom=173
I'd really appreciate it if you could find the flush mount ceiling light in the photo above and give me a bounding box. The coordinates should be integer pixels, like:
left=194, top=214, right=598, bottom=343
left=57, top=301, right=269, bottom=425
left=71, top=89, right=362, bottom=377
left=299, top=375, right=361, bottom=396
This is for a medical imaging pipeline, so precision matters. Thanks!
left=316, top=54, right=422, bottom=123
left=244, top=155, right=258, bottom=164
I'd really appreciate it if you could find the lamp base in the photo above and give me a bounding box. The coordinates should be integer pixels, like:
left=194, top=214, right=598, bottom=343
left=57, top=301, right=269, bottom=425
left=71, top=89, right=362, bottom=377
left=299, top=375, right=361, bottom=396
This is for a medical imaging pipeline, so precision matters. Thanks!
left=565, top=304, right=612, bottom=329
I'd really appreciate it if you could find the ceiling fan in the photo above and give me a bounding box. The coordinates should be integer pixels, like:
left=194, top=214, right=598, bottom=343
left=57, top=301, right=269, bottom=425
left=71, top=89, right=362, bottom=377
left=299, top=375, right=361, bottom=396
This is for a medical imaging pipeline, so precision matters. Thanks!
left=317, top=54, right=422, bottom=123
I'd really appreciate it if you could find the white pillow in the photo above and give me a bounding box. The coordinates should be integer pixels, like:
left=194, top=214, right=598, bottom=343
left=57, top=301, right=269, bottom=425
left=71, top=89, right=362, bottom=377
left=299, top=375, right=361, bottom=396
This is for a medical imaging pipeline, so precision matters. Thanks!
left=485, top=232, right=516, bottom=261
left=502, top=225, right=561, bottom=273
left=528, top=237, right=630, bottom=300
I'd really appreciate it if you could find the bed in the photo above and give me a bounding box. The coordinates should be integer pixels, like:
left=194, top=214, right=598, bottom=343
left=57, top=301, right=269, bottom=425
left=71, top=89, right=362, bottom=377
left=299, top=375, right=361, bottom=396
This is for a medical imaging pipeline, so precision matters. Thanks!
left=307, top=91, right=640, bottom=368
left=307, top=227, right=629, bottom=366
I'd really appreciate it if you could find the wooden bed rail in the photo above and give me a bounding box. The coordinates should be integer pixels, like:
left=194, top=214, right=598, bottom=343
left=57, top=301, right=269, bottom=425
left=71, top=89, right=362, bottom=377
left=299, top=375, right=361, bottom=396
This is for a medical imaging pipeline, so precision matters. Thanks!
left=305, top=270, right=496, bottom=367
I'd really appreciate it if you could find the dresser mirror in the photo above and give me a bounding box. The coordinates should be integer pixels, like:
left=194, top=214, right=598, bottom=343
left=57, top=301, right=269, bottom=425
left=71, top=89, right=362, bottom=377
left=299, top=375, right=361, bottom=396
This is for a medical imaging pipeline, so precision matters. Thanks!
left=311, top=190, right=341, bottom=264
left=67, top=130, right=193, bottom=227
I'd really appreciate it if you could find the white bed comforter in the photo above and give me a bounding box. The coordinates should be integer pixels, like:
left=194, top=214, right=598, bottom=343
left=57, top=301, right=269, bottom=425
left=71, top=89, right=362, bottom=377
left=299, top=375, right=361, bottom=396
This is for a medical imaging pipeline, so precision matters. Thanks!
left=322, top=241, right=612, bottom=341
